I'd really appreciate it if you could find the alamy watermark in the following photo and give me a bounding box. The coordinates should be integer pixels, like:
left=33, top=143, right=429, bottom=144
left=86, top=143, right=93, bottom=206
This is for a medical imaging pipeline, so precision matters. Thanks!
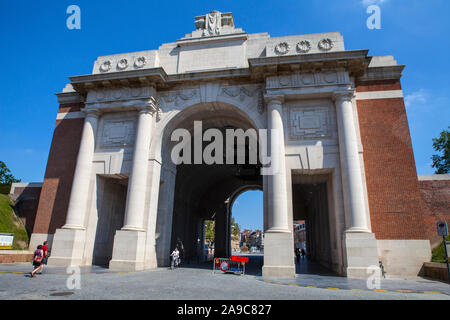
left=66, top=5, right=81, bottom=30
left=66, top=266, right=81, bottom=290
left=366, top=265, right=382, bottom=289
left=170, top=121, right=281, bottom=175
left=366, top=5, right=381, bottom=30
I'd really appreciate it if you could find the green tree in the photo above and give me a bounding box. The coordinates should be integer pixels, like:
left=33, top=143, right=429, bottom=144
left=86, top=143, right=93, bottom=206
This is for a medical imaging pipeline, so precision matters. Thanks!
left=231, top=217, right=240, bottom=241
left=431, top=127, right=450, bottom=174
left=0, top=161, right=21, bottom=184
left=204, top=220, right=215, bottom=246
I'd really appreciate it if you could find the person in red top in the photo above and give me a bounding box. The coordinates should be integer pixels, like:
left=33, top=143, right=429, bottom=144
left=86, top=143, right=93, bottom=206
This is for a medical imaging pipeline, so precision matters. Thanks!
left=38, top=241, right=49, bottom=274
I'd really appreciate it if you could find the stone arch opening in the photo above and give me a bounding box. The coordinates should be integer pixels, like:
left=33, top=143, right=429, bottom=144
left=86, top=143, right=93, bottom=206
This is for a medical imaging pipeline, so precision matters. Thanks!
left=228, top=187, right=264, bottom=272
left=155, top=101, right=264, bottom=267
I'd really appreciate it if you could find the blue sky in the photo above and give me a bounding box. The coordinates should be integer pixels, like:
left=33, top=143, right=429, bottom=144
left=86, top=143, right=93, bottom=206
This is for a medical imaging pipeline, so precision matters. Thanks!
left=232, top=191, right=263, bottom=231
left=0, top=1, right=448, bottom=230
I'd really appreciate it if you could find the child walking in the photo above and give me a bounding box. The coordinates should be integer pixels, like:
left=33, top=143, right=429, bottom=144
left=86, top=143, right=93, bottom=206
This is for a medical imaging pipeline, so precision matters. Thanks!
left=30, top=245, right=43, bottom=278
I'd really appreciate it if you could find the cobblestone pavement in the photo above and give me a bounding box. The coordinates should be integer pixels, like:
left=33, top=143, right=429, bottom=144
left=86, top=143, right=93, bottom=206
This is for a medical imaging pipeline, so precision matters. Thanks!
left=0, top=262, right=449, bottom=300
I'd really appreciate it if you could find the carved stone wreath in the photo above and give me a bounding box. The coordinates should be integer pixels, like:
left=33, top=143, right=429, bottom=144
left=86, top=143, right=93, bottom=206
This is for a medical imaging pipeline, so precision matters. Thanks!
left=274, top=42, right=290, bottom=55
left=134, top=56, right=147, bottom=68
left=220, top=86, right=264, bottom=114
left=117, top=58, right=129, bottom=70
left=99, top=60, right=112, bottom=72
left=160, top=90, right=199, bottom=106
left=318, top=38, right=333, bottom=51
left=221, top=86, right=255, bottom=101
left=296, top=40, right=311, bottom=53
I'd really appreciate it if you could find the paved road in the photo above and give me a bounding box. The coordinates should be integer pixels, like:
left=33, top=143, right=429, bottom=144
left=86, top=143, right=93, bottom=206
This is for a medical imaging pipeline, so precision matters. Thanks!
left=0, top=262, right=449, bottom=300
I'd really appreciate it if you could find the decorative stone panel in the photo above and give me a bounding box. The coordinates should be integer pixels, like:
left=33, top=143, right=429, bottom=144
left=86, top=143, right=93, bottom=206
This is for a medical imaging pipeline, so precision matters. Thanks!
left=289, top=107, right=330, bottom=140
left=87, top=86, right=155, bottom=104
left=265, top=32, right=345, bottom=57
left=159, top=89, right=200, bottom=106
left=101, top=120, right=135, bottom=148
left=92, top=51, right=158, bottom=74
left=267, top=71, right=349, bottom=89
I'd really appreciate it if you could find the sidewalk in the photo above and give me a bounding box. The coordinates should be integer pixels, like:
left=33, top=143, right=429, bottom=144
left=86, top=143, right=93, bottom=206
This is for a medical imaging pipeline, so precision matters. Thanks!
left=0, top=263, right=449, bottom=300
left=1, top=260, right=449, bottom=296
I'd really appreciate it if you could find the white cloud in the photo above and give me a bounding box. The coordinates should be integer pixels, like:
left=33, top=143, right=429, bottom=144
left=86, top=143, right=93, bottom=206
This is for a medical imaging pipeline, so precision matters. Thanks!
left=361, top=0, right=387, bottom=6
left=404, top=89, right=427, bottom=109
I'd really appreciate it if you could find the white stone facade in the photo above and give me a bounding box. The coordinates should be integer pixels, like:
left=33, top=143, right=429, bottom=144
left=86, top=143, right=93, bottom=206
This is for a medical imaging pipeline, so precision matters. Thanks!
left=42, top=11, right=428, bottom=278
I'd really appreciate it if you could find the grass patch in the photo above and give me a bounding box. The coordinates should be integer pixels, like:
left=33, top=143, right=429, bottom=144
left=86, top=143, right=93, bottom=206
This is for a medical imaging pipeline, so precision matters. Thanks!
left=432, top=235, right=450, bottom=263
left=0, top=194, right=29, bottom=250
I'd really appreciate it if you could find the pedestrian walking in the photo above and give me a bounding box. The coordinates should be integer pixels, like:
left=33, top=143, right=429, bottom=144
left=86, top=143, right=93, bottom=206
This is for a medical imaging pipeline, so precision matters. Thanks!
left=295, top=248, right=300, bottom=263
left=38, top=241, right=49, bottom=274
left=176, top=238, right=184, bottom=264
left=30, top=245, right=44, bottom=278
left=170, top=247, right=180, bottom=270
left=301, top=248, right=306, bottom=259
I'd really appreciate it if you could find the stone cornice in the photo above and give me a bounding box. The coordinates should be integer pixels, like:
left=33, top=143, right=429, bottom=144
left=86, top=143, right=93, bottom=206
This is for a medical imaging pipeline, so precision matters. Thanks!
left=418, top=174, right=450, bottom=181
left=249, top=50, right=371, bottom=77
left=65, top=50, right=371, bottom=97
left=69, top=66, right=254, bottom=94
left=266, top=70, right=350, bottom=90
left=357, top=65, right=405, bottom=82
left=69, top=67, right=168, bottom=94
left=55, top=91, right=84, bottom=104
left=176, top=32, right=248, bottom=47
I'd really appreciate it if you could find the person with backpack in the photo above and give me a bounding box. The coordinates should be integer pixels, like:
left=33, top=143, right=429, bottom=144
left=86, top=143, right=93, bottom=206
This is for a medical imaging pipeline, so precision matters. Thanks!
left=37, top=241, right=49, bottom=274
left=30, top=245, right=44, bottom=278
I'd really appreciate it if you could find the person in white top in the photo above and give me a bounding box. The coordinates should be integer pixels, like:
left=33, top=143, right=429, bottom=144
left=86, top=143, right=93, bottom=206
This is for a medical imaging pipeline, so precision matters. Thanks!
left=170, top=247, right=180, bottom=269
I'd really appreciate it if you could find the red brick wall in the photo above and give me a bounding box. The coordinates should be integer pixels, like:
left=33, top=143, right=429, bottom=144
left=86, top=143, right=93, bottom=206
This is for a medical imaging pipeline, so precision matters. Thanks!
left=356, top=80, right=427, bottom=239
left=356, top=79, right=401, bottom=93
left=419, top=179, right=450, bottom=248
left=33, top=103, right=84, bottom=234
left=11, top=186, right=42, bottom=234
left=0, top=253, right=34, bottom=264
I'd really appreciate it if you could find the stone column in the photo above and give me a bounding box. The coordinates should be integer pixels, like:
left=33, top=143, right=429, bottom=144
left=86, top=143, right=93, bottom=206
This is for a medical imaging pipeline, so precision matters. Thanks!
left=214, top=203, right=227, bottom=258
left=333, top=90, right=369, bottom=233
left=48, top=108, right=100, bottom=267
left=63, top=109, right=100, bottom=229
left=333, top=90, right=380, bottom=278
left=262, top=95, right=295, bottom=278
left=155, top=166, right=176, bottom=266
left=266, top=96, right=290, bottom=232
left=109, top=100, right=157, bottom=271
left=122, top=104, right=155, bottom=231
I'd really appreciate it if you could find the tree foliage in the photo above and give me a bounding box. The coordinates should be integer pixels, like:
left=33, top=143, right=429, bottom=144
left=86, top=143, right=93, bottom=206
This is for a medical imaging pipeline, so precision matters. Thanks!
left=431, top=127, right=450, bottom=174
left=204, top=220, right=215, bottom=245
left=231, top=217, right=240, bottom=241
left=204, top=217, right=240, bottom=245
left=0, top=161, right=21, bottom=184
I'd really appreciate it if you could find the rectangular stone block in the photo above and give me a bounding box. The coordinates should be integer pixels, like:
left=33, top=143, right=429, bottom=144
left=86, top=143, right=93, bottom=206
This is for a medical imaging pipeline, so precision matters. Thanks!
left=109, top=230, right=146, bottom=271
left=344, top=232, right=381, bottom=278
left=377, top=239, right=431, bottom=277
left=47, top=228, right=86, bottom=267
left=262, top=232, right=295, bottom=278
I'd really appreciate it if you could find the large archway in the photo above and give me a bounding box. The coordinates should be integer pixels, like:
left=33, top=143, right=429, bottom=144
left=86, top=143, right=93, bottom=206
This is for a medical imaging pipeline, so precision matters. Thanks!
left=155, top=101, right=263, bottom=267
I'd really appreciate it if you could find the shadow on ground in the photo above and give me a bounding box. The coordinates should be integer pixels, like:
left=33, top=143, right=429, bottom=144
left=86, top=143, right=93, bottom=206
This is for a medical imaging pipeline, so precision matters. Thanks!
left=179, top=254, right=339, bottom=277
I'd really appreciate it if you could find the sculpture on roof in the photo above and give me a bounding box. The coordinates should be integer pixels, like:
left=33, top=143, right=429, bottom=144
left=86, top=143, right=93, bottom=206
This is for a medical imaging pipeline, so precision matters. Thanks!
left=194, top=11, right=235, bottom=37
